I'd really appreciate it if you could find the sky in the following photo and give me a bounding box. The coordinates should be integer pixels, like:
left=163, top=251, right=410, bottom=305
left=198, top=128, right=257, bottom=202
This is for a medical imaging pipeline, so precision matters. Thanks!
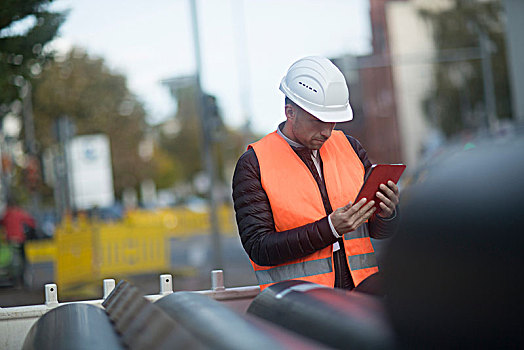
left=48, top=0, right=372, bottom=134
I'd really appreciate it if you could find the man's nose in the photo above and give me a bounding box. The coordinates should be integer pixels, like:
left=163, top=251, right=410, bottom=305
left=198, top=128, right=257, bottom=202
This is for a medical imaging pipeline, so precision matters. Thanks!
left=320, top=123, right=335, bottom=138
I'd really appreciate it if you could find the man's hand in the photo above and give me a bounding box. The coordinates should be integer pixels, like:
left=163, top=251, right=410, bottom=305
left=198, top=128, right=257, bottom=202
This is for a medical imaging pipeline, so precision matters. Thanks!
left=330, top=198, right=376, bottom=235
left=376, top=180, right=399, bottom=218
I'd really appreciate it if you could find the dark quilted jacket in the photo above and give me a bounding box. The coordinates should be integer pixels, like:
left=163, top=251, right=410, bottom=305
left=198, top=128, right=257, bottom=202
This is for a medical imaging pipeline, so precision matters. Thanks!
left=232, top=134, right=399, bottom=268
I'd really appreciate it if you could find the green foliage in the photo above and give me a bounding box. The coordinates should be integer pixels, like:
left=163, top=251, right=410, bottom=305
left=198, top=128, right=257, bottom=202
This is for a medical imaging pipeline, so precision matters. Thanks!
left=150, top=147, right=183, bottom=189
left=158, top=86, right=203, bottom=184
left=0, top=0, right=66, bottom=111
left=157, top=84, right=246, bottom=191
left=32, top=48, right=153, bottom=197
left=420, top=0, right=512, bottom=137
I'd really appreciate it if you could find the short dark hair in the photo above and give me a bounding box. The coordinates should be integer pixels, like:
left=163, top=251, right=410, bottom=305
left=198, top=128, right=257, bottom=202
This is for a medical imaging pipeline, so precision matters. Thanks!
left=285, top=96, right=298, bottom=108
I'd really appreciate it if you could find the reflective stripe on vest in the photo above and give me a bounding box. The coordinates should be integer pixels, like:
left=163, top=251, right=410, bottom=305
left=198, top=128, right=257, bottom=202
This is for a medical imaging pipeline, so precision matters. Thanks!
left=249, top=130, right=377, bottom=289
left=343, top=224, right=379, bottom=284
left=348, top=252, right=378, bottom=271
left=343, top=224, right=369, bottom=240
left=255, top=257, right=333, bottom=285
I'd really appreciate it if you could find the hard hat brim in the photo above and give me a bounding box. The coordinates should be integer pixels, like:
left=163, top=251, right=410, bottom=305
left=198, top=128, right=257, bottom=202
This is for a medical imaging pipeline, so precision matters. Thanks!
left=280, top=79, right=354, bottom=123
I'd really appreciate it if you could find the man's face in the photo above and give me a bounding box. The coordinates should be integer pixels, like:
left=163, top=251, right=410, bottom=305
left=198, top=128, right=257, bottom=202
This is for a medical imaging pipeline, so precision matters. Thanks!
left=290, top=107, right=336, bottom=150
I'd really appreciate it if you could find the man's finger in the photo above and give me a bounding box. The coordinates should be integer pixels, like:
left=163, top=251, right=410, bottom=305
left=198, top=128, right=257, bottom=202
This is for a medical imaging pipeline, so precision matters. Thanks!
left=356, top=200, right=375, bottom=218
left=354, top=207, right=376, bottom=227
left=342, top=202, right=353, bottom=211
left=387, top=180, right=399, bottom=195
left=380, top=183, right=399, bottom=205
left=377, top=202, right=393, bottom=218
left=379, top=201, right=391, bottom=212
left=379, top=183, right=395, bottom=198
left=348, top=198, right=367, bottom=213
left=376, top=191, right=393, bottom=208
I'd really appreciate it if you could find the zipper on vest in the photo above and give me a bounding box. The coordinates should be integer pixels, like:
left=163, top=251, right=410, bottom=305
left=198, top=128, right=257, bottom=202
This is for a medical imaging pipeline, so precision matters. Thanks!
left=334, top=239, right=355, bottom=290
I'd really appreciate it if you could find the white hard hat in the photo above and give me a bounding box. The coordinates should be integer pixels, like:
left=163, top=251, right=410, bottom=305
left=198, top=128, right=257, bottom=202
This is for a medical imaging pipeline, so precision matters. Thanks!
left=279, top=56, right=353, bottom=122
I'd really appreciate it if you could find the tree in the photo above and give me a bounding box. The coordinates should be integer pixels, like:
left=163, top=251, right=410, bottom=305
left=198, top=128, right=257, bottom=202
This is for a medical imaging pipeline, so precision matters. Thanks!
left=0, top=0, right=66, bottom=112
left=158, top=83, right=245, bottom=196
left=159, top=85, right=204, bottom=184
left=32, top=48, right=153, bottom=198
left=150, top=146, right=183, bottom=190
left=420, top=0, right=512, bottom=137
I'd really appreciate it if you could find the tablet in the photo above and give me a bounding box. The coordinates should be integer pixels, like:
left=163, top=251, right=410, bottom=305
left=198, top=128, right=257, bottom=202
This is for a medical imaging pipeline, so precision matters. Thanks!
left=354, top=164, right=406, bottom=212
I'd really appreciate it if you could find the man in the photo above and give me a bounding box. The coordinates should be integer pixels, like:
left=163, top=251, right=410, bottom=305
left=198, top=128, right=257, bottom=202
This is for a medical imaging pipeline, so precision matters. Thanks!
left=232, top=56, right=399, bottom=292
left=1, top=197, right=35, bottom=285
left=1, top=198, right=35, bottom=245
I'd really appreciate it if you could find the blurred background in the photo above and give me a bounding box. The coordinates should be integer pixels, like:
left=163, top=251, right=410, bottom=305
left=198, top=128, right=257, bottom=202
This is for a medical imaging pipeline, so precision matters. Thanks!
left=0, top=0, right=522, bottom=305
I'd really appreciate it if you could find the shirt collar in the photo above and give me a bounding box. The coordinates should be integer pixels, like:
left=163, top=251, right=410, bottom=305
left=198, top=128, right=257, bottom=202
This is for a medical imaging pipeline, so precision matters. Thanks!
left=276, top=122, right=319, bottom=157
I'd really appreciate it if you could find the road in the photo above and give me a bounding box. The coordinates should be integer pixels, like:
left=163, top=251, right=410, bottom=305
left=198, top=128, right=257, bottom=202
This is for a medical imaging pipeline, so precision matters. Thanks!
left=0, top=235, right=257, bottom=307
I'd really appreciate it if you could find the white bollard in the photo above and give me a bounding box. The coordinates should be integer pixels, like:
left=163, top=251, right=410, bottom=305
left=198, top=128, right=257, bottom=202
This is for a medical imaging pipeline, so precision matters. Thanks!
left=45, top=284, right=58, bottom=307
left=160, top=274, right=173, bottom=295
left=103, top=279, right=116, bottom=299
left=211, top=270, right=225, bottom=291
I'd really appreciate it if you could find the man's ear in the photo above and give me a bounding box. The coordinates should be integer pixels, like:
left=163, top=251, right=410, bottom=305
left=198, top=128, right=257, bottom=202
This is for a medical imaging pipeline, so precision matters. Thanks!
left=285, top=104, right=295, bottom=121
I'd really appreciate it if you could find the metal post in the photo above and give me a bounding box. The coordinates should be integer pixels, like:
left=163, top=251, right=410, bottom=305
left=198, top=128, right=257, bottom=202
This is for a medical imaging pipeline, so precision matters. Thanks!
left=0, top=137, right=10, bottom=203
left=22, top=82, right=37, bottom=155
left=211, top=269, right=225, bottom=291
left=232, top=0, right=254, bottom=147
left=21, top=81, right=42, bottom=222
left=55, top=116, right=75, bottom=219
left=188, top=0, right=223, bottom=269
left=103, top=279, right=116, bottom=299
left=160, top=274, right=173, bottom=295
left=45, top=283, right=59, bottom=307
left=52, top=145, right=65, bottom=222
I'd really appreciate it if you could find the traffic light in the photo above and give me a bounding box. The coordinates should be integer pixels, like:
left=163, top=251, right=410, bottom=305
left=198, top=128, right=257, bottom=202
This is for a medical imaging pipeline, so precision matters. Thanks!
left=203, top=94, right=224, bottom=141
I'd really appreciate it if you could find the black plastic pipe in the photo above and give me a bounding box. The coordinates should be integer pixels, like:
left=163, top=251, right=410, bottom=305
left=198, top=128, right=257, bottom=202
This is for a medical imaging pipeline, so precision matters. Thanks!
left=103, top=280, right=203, bottom=349
left=247, top=280, right=395, bottom=350
left=22, top=303, right=124, bottom=350
left=383, top=132, right=524, bottom=348
left=155, top=291, right=324, bottom=350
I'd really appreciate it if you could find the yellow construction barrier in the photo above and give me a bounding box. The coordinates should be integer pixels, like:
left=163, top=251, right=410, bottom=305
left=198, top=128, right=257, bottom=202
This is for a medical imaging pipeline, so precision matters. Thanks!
left=25, top=239, right=56, bottom=263
left=97, top=222, right=167, bottom=277
left=55, top=216, right=95, bottom=288
left=25, top=205, right=237, bottom=293
left=123, top=206, right=236, bottom=237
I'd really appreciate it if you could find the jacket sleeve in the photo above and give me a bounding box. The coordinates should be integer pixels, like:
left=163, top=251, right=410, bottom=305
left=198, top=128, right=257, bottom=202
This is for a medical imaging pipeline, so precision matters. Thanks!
left=346, top=135, right=400, bottom=239
left=22, top=210, right=36, bottom=228
left=232, top=149, right=337, bottom=267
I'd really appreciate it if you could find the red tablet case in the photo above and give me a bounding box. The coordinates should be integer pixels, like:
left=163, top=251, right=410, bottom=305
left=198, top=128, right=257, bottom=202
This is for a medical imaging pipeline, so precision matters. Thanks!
left=354, top=164, right=406, bottom=212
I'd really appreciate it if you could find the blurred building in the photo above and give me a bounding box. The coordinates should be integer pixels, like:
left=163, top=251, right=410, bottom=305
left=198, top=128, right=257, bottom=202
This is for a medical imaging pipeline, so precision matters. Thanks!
left=334, top=0, right=404, bottom=165
left=504, top=0, right=524, bottom=122
left=385, top=0, right=446, bottom=167
left=334, top=0, right=443, bottom=168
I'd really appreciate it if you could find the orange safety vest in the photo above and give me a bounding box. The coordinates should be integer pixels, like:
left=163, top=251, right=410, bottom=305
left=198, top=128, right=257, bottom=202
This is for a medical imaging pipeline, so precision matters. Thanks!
left=249, top=130, right=378, bottom=290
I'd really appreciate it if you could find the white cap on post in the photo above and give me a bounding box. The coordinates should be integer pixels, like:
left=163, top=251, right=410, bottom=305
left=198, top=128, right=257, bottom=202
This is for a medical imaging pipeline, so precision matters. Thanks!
left=160, top=274, right=173, bottom=295
left=103, top=279, right=116, bottom=299
left=211, top=270, right=225, bottom=291
left=45, top=283, right=58, bottom=307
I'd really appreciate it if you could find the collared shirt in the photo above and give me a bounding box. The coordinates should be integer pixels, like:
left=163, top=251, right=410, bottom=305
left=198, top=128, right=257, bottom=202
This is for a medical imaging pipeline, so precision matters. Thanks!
left=276, top=123, right=323, bottom=180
